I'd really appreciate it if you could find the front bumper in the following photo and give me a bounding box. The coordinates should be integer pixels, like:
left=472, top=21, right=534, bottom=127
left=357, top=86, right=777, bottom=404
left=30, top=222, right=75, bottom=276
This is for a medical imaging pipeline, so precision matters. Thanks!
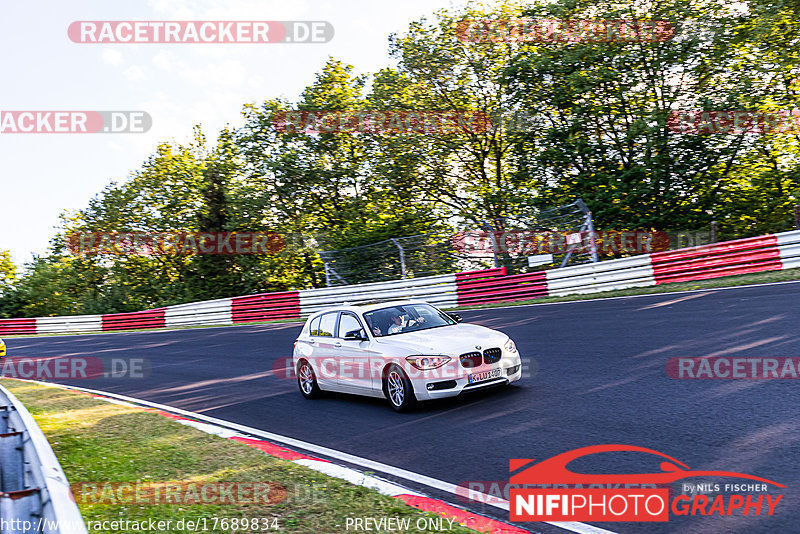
left=411, top=353, right=522, bottom=401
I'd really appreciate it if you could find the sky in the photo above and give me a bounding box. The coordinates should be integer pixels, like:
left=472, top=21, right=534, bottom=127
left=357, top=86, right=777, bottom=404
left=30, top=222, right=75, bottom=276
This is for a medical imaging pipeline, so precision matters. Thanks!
left=0, top=0, right=465, bottom=267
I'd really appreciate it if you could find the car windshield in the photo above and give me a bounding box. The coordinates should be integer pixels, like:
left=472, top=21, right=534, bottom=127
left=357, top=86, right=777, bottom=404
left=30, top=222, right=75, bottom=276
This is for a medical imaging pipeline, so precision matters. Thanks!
left=363, top=303, right=456, bottom=337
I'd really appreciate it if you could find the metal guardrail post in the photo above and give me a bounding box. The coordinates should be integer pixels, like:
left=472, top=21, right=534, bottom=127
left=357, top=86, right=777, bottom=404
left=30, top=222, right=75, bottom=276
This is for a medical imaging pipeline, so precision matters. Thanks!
left=0, top=431, right=25, bottom=491
left=560, top=212, right=597, bottom=268
left=0, top=405, right=9, bottom=433
left=557, top=199, right=598, bottom=268
left=585, top=210, right=599, bottom=263
left=317, top=252, right=348, bottom=286
left=0, top=385, right=88, bottom=534
left=322, top=261, right=332, bottom=287
left=482, top=221, right=501, bottom=268
left=389, top=238, right=407, bottom=279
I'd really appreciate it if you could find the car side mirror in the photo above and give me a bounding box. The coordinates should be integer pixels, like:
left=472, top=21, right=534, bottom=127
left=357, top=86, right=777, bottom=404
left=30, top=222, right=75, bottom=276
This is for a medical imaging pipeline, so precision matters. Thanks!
left=449, top=313, right=462, bottom=323
left=344, top=329, right=367, bottom=341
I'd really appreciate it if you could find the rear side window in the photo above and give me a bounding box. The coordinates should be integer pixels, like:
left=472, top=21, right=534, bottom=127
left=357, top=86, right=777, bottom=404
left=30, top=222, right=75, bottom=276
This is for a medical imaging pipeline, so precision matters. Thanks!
left=309, top=316, right=321, bottom=336
left=338, top=313, right=362, bottom=338
left=318, top=313, right=337, bottom=337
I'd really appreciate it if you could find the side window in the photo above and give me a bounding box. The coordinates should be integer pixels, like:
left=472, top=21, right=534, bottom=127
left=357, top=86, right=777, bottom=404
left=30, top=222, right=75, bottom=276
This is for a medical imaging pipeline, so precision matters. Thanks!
left=318, top=313, right=337, bottom=337
left=309, top=316, right=321, bottom=336
left=338, top=313, right=363, bottom=338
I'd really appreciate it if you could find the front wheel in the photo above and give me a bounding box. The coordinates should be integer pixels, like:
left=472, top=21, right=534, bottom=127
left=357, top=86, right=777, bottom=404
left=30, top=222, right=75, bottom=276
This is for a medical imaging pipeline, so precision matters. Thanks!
left=384, top=365, right=416, bottom=412
left=297, top=360, right=323, bottom=399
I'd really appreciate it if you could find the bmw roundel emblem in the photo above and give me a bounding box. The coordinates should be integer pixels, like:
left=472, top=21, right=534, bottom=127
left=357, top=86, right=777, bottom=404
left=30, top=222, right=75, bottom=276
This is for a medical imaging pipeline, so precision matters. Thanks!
left=475, top=345, right=482, bottom=350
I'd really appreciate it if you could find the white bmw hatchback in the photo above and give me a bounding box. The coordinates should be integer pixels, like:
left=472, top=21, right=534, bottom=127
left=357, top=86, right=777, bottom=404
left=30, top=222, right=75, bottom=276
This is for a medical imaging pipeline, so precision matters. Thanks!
left=292, top=300, right=522, bottom=411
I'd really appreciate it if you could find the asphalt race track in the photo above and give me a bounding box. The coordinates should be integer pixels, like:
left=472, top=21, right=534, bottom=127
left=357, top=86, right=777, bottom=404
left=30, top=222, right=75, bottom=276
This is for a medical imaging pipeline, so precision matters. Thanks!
left=6, top=282, right=800, bottom=534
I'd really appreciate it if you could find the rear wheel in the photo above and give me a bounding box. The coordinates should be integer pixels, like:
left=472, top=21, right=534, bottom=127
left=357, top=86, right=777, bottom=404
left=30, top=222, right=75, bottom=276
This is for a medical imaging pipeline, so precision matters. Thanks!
left=297, top=360, right=322, bottom=399
left=384, top=365, right=416, bottom=412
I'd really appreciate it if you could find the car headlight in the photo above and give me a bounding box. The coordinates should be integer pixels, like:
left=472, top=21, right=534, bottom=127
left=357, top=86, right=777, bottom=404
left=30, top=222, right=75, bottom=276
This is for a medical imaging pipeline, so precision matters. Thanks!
left=504, top=338, right=517, bottom=354
left=406, top=355, right=451, bottom=370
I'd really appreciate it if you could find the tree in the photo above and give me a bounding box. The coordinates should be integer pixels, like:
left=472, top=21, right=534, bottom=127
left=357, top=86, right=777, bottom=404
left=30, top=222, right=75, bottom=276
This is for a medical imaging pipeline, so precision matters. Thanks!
left=383, top=1, right=539, bottom=224
left=711, top=0, right=800, bottom=237
left=0, top=251, right=15, bottom=293
left=505, top=0, right=800, bottom=234
left=237, top=58, right=442, bottom=251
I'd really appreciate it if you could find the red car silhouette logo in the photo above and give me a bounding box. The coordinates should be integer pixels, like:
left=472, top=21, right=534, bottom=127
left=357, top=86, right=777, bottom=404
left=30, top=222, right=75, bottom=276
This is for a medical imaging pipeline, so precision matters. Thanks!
left=510, top=444, right=785, bottom=487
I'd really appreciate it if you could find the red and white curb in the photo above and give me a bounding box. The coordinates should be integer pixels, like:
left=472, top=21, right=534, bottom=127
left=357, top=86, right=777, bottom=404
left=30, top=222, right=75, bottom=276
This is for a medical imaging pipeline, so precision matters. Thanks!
left=15, top=380, right=552, bottom=534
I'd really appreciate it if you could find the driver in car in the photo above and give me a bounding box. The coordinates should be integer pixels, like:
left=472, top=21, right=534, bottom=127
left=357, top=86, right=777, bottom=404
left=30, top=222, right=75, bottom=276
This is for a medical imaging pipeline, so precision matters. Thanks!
left=387, top=312, right=425, bottom=334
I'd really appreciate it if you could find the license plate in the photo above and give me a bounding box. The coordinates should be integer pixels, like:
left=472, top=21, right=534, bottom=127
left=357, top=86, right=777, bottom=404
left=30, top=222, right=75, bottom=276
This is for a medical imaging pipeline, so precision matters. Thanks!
left=468, top=368, right=503, bottom=384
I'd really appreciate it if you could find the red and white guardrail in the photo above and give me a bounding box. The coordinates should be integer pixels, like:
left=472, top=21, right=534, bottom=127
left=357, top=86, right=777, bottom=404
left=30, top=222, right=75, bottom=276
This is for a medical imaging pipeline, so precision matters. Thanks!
left=2, top=230, right=800, bottom=336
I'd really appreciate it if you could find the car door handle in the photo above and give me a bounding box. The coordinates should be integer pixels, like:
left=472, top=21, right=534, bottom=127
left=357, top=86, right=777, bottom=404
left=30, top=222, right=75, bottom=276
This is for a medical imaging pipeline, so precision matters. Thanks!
left=334, top=342, right=342, bottom=348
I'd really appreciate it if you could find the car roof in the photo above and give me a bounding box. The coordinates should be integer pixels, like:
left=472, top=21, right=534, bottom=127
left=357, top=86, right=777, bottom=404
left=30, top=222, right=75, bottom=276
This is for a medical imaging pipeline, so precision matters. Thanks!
left=309, top=299, right=434, bottom=317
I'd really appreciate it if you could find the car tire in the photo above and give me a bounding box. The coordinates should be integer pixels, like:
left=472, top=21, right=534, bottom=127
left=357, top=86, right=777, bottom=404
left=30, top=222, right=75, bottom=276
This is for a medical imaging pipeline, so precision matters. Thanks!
left=384, top=364, right=416, bottom=412
left=297, top=360, right=323, bottom=399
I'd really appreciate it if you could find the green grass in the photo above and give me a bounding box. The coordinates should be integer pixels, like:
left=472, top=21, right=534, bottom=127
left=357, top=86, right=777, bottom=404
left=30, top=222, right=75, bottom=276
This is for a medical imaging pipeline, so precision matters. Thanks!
left=0, top=380, right=484, bottom=534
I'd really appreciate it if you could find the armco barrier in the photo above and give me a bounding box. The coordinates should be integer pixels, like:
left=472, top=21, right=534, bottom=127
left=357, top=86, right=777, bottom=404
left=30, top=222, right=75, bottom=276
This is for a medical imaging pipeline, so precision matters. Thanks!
left=166, top=298, right=233, bottom=327
left=37, top=315, right=103, bottom=334
left=0, top=318, right=37, bottom=335
left=776, top=230, right=800, bottom=270
left=545, top=255, right=655, bottom=297
left=299, top=273, right=458, bottom=316
left=2, top=230, right=800, bottom=336
left=232, top=291, right=300, bottom=323
left=0, top=384, right=88, bottom=534
left=102, top=309, right=166, bottom=331
left=456, top=268, right=549, bottom=305
left=649, top=235, right=781, bottom=284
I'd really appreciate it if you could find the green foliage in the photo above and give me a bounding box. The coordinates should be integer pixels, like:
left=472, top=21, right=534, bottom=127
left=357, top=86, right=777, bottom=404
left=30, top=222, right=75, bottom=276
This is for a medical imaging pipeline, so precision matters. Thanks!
left=0, top=251, right=15, bottom=292
left=505, top=0, right=800, bottom=232
left=236, top=58, right=443, bottom=251
left=5, top=0, right=800, bottom=317
left=383, top=1, right=538, bottom=223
